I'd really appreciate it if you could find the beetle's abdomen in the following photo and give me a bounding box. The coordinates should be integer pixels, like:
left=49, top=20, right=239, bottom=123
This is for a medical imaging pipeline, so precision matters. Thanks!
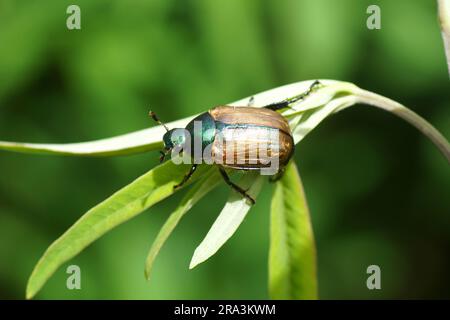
left=210, top=123, right=294, bottom=171
left=208, top=106, right=294, bottom=171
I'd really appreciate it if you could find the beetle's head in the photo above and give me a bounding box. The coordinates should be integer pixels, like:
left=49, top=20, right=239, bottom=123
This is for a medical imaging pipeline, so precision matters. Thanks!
left=160, top=128, right=186, bottom=163
left=163, top=128, right=186, bottom=150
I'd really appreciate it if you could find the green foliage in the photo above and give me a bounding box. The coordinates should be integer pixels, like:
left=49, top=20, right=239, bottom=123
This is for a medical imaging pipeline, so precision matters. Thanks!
left=0, top=117, right=194, bottom=156
left=269, top=162, right=317, bottom=299
left=20, top=80, right=449, bottom=299
left=0, top=0, right=449, bottom=300
left=189, top=172, right=264, bottom=269
left=26, top=160, right=207, bottom=299
left=145, top=169, right=219, bottom=280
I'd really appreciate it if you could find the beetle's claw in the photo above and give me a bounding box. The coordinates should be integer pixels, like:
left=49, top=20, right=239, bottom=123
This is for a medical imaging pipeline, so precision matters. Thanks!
left=247, top=96, right=255, bottom=107
left=269, top=175, right=282, bottom=183
left=159, top=151, right=166, bottom=163
left=311, top=80, right=323, bottom=91
left=236, top=187, right=255, bottom=204
left=241, top=192, right=255, bottom=205
left=246, top=195, right=256, bottom=205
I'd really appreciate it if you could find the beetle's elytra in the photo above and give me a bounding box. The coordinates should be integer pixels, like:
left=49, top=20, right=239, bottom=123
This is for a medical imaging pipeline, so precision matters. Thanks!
left=186, top=106, right=294, bottom=169
left=151, top=80, right=322, bottom=204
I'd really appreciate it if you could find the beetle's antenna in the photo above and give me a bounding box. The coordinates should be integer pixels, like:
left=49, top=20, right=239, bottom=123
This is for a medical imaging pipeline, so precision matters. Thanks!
left=149, top=111, right=170, bottom=132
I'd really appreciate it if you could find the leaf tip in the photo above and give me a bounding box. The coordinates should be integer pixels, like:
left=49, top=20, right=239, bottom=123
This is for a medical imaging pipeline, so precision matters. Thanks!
left=189, top=253, right=202, bottom=270
left=25, top=282, right=36, bottom=300
left=143, top=261, right=159, bottom=283
left=188, top=261, right=197, bottom=270
left=144, top=271, right=150, bottom=281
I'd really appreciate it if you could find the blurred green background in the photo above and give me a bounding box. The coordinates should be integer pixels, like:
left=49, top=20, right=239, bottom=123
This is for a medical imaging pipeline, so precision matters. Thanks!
left=0, top=0, right=449, bottom=299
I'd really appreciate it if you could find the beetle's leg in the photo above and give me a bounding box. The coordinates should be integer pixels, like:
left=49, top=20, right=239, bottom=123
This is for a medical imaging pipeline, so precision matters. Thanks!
left=219, top=167, right=255, bottom=205
left=159, top=151, right=167, bottom=163
left=269, top=167, right=286, bottom=183
left=174, top=164, right=198, bottom=189
left=263, top=100, right=290, bottom=111
left=264, top=80, right=323, bottom=111
left=247, top=96, right=255, bottom=107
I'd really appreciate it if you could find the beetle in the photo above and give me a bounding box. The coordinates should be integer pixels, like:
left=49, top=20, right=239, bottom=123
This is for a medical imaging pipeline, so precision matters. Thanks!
left=150, top=80, right=321, bottom=204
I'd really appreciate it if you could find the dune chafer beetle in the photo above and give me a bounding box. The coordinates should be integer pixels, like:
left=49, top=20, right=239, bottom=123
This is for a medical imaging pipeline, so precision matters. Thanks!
left=150, top=80, right=322, bottom=204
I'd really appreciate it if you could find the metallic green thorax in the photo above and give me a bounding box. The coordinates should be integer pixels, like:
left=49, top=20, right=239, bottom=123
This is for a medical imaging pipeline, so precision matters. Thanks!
left=185, top=112, right=216, bottom=154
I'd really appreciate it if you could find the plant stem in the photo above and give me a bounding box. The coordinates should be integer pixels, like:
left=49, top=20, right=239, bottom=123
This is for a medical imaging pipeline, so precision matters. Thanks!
left=353, top=88, right=450, bottom=163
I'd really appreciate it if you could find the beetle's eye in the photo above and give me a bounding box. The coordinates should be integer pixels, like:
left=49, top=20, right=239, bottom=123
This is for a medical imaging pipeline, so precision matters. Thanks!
left=175, top=133, right=185, bottom=145
left=170, top=129, right=186, bottom=146
left=163, top=128, right=186, bottom=149
left=162, top=131, right=174, bottom=149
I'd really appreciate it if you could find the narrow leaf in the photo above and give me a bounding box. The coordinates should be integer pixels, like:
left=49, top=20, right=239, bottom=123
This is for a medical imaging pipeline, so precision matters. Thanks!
left=26, top=160, right=207, bottom=299
left=2, top=80, right=447, bottom=161
left=289, top=95, right=357, bottom=144
left=269, top=162, right=317, bottom=299
left=285, top=84, right=450, bottom=163
left=144, top=169, right=221, bottom=280
left=0, top=117, right=194, bottom=156
left=189, top=172, right=264, bottom=269
left=0, top=80, right=341, bottom=157
left=352, top=88, right=450, bottom=163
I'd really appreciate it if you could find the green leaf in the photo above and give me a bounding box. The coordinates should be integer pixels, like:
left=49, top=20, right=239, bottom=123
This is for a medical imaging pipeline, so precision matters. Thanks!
left=288, top=95, right=357, bottom=144
left=144, top=169, right=221, bottom=280
left=26, top=160, right=207, bottom=299
left=283, top=82, right=450, bottom=163
left=189, top=172, right=264, bottom=269
left=0, top=80, right=339, bottom=157
left=351, top=88, right=450, bottom=163
left=7, top=78, right=449, bottom=299
left=269, top=161, right=317, bottom=300
left=1, top=80, right=448, bottom=162
left=0, top=117, right=194, bottom=156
